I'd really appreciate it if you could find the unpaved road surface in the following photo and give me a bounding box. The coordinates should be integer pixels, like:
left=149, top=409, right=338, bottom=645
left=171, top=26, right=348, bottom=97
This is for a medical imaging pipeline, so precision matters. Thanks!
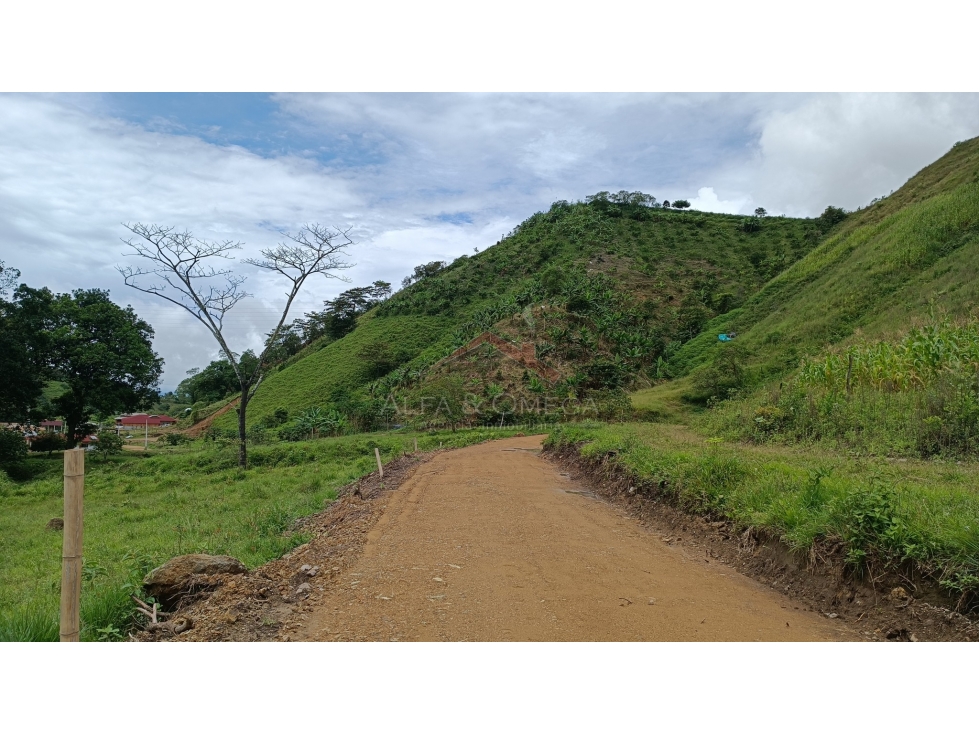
left=299, top=436, right=852, bottom=641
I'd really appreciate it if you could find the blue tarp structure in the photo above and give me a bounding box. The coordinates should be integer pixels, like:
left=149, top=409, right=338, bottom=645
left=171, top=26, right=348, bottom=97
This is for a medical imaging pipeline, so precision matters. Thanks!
left=718, top=333, right=736, bottom=342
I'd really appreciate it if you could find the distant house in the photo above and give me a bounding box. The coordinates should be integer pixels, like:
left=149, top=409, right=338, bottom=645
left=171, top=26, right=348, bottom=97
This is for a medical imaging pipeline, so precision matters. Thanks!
left=40, top=420, right=64, bottom=433
left=115, top=414, right=177, bottom=428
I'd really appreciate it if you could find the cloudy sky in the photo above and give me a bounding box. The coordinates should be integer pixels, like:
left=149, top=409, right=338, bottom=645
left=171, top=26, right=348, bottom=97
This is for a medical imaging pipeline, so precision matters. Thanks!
left=2, top=92, right=978, bottom=390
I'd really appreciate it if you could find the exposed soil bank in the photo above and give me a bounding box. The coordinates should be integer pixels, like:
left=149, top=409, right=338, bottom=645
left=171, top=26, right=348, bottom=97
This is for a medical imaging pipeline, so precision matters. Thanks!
left=544, top=442, right=979, bottom=642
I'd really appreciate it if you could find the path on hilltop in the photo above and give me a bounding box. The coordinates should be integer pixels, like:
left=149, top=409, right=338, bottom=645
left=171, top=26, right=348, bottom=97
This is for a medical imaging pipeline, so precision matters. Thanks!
left=298, top=436, right=851, bottom=642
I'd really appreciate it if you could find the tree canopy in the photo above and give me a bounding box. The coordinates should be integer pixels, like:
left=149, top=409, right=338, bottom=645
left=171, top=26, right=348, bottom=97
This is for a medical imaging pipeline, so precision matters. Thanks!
left=0, top=260, right=19, bottom=296
left=0, top=283, right=53, bottom=420
left=45, top=289, right=163, bottom=447
left=177, top=351, right=259, bottom=405
left=401, top=262, right=446, bottom=289
left=265, top=281, right=391, bottom=362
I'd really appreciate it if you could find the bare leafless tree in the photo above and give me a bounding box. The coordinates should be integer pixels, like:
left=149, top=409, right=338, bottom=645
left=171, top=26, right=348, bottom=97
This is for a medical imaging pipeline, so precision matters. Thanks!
left=119, top=222, right=355, bottom=467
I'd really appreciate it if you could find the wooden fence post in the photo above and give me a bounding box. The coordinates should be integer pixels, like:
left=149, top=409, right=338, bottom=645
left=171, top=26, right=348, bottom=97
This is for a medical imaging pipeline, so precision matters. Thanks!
left=414, top=438, right=418, bottom=453
left=374, top=447, right=383, bottom=479
left=61, top=448, right=84, bottom=642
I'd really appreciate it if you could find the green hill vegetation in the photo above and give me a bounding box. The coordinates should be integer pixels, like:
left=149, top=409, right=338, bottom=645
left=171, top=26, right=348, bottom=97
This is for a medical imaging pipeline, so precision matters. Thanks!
left=631, top=137, right=979, bottom=458
left=212, top=192, right=826, bottom=434
left=568, top=138, right=979, bottom=608
left=654, top=138, right=979, bottom=397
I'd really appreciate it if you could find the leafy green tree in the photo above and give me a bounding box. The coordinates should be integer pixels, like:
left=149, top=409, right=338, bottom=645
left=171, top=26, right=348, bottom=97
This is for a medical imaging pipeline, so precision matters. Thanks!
left=269, top=280, right=392, bottom=360
left=0, top=284, right=52, bottom=420
left=401, top=262, right=446, bottom=288
left=817, top=205, right=848, bottom=229
left=754, top=207, right=767, bottom=217
left=672, top=199, right=691, bottom=210
left=93, top=429, right=125, bottom=461
left=46, top=290, right=163, bottom=448
left=176, top=351, right=259, bottom=405
left=0, top=428, right=27, bottom=465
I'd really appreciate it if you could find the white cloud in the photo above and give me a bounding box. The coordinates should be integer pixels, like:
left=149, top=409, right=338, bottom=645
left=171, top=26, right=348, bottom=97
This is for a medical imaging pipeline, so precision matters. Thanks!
left=742, top=94, right=979, bottom=216
left=689, top=187, right=747, bottom=214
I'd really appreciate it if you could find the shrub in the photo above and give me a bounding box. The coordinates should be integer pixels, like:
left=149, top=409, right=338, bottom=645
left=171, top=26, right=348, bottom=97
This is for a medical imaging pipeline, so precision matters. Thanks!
left=278, top=423, right=308, bottom=442
left=817, top=205, right=848, bottom=229
left=687, top=343, right=749, bottom=405
left=0, top=428, right=27, bottom=465
left=94, top=429, right=124, bottom=461
left=831, top=483, right=900, bottom=569
left=261, top=407, right=289, bottom=428
left=161, top=432, right=190, bottom=446
left=30, top=432, right=66, bottom=455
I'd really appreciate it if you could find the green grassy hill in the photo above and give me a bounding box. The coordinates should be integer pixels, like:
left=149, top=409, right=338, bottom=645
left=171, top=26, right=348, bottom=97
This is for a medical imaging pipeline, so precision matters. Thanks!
left=210, top=137, right=979, bottom=438
left=632, top=137, right=979, bottom=460
left=639, top=137, right=979, bottom=402
left=214, top=315, right=451, bottom=430
left=215, top=195, right=827, bottom=431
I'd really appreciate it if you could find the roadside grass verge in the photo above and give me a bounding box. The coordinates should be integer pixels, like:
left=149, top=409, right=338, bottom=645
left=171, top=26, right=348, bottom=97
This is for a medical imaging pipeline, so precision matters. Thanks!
left=0, top=427, right=521, bottom=641
left=545, top=422, right=979, bottom=609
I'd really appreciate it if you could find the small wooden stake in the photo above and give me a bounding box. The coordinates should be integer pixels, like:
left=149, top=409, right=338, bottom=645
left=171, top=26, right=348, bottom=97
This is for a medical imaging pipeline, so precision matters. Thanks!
left=61, top=449, right=84, bottom=642
left=374, top=447, right=383, bottom=479
left=414, top=438, right=418, bottom=453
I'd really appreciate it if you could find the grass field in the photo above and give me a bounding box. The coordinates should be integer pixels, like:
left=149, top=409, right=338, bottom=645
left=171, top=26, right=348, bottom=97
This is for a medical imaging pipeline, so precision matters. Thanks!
left=546, top=422, right=979, bottom=607
left=0, top=427, right=523, bottom=641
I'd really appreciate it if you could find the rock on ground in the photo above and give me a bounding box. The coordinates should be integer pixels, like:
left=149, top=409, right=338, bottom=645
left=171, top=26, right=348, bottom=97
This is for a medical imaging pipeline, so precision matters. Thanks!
left=144, top=554, right=247, bottom=607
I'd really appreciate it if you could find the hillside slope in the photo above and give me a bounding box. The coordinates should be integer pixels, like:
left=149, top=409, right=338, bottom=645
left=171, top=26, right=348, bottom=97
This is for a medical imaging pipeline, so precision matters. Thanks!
left=215, top=196, right=828, bottom=430
left=654, top=137, right=979, bottom=399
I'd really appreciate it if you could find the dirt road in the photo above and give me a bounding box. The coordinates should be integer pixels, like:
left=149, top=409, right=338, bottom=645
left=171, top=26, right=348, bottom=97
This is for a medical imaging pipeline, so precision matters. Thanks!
left=299, top=436, right=851, bottom=641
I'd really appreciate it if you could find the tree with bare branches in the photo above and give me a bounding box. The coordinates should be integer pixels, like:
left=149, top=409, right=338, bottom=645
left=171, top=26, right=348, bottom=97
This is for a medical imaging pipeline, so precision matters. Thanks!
left=118, top=222, right=355, bottom=467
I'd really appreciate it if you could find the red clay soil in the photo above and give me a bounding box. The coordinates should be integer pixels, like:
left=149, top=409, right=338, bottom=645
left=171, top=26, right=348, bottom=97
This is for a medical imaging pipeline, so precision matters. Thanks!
left=184, top=397, right=239, bottom=437
left=295, top=436, right=851, bottom=641
left=434, top=332, right=562, bottom=382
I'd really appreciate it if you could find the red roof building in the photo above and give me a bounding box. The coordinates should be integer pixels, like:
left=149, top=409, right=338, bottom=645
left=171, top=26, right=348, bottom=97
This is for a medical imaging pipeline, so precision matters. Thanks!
left=115, top=414, right=177, bottom=427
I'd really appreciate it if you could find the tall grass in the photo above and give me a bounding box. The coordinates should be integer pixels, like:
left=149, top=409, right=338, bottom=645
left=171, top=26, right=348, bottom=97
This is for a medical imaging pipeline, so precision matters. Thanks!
left=715, top=318, right=979, bottom=458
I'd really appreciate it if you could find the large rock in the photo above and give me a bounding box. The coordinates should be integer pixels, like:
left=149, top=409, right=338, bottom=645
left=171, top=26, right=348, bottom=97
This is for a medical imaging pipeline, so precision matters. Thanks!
left=143, top=554, right=247, bottom=607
